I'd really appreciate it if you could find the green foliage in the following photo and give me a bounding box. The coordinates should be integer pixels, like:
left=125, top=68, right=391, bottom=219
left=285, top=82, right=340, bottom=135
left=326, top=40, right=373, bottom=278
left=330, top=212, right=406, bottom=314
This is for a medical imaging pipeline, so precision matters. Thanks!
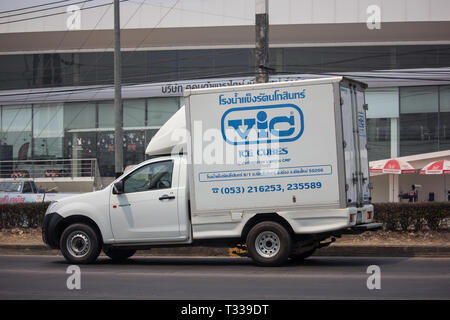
left=0, top=202, right=50, bottom=229
left=374, top=202, right=450, bottom=231
left=1, top=202, right=449, bottom=232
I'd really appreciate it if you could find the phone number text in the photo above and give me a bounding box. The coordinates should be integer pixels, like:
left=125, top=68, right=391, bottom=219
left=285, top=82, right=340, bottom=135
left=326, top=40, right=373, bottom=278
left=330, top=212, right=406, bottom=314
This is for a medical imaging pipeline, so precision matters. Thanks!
left=211, top=182, right=323, bottom=195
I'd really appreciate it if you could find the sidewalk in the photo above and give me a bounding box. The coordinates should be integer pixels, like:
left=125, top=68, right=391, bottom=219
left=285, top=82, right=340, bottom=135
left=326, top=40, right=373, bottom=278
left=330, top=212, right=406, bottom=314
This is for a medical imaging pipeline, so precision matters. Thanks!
left=1, top=229, right=450, bottom=257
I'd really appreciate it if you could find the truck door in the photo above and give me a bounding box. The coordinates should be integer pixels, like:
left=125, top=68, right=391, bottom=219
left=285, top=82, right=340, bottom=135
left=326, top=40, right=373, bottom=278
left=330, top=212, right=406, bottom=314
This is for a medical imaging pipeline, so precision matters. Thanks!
left=340, top=86, right=358, bottom=206
left=340, top=83, right=371, bottom=207
left=355, top=88, right=371, bottom=204
left=109, top=159, right=183, bottom=242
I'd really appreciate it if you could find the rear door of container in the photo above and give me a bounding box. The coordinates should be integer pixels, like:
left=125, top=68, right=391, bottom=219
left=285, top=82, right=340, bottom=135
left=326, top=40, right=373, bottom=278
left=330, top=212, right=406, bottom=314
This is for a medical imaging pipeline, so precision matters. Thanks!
left=339, top=80, right=370, bottom=207
left=340, top=84, right=358, bottom=206
left=354, top=85, right=371, bottom=204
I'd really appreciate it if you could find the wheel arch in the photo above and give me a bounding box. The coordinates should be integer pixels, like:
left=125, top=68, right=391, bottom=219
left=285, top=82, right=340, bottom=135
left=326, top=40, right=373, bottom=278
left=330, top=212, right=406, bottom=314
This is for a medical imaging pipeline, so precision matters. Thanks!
left=55, top=215, right=103, bottom=249
left=241, top=213, right=295, bottom=243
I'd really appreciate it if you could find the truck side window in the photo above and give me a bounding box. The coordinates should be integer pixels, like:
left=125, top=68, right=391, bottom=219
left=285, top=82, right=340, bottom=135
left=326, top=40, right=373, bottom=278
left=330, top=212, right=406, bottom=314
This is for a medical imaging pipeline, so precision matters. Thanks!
left=123, top=160, right=174, bottom=194
left=22, top=182, right=32, bottom=193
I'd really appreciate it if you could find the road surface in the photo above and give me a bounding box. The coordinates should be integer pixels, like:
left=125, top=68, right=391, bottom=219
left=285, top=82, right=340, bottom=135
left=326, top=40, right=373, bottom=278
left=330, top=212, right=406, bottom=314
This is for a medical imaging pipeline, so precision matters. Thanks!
left=0, top=255, right=449, bottom=299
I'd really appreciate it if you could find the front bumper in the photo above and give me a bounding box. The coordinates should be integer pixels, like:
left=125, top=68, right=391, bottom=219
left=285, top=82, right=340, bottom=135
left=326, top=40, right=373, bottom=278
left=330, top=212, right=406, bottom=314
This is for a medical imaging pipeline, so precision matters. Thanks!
left=42, top=212, right=63, bottom=249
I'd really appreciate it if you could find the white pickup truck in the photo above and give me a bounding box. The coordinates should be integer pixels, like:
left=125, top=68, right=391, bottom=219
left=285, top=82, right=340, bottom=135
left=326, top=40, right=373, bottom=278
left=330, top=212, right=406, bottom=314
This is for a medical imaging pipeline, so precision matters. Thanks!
left=43, top=77, right=382, bottom=266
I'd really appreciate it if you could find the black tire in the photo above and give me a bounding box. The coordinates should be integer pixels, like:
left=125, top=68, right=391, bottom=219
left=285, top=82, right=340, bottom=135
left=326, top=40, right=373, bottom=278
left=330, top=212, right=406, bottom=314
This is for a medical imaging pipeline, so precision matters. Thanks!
left=246, top=221, right=292, bottom=266
left=60, top=223, right=101, bottom=264
left=290, top=249, right=316, bottom=261
left=104, top=248, right=136, bottom=261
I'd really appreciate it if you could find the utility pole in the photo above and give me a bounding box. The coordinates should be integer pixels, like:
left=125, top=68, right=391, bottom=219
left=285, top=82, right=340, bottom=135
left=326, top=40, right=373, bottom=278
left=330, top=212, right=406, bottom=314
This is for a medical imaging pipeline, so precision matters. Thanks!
left=255, top=0, right=269, bottom=83
left=114, top=0, right=123, bottom=178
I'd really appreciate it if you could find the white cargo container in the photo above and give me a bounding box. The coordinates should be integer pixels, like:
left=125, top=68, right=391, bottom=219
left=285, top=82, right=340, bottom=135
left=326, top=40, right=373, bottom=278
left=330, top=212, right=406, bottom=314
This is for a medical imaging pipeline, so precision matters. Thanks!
left=43, top=77, right=382, bottom=266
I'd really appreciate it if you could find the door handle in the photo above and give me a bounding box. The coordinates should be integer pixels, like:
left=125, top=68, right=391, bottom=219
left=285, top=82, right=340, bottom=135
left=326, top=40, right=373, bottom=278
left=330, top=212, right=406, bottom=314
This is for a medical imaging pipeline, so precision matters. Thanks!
left=159, top=195, right=175, bottom=200
left=118, top=204, right=131, bottom=207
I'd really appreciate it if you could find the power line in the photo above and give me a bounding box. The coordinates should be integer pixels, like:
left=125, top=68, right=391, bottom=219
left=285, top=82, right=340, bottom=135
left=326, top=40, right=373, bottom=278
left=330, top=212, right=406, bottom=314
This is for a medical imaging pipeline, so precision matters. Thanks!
left=0, top=0, right=92, bottom=19
left=6, top=0, right=146, bottom=154
left=78, top=0, right=180, bottom=85
left=0, top=0, right=128, bottom=25
left=0, top=0, right=71, bottom=15
left=4, top=0, right=109, bottom=150
left=1, top=69, right=450, bottom=104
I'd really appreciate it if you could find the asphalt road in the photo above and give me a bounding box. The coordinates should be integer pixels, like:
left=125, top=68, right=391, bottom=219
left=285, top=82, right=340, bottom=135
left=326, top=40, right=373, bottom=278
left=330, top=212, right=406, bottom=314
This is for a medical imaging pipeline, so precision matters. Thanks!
left=0, top=255, right=449, bottom=299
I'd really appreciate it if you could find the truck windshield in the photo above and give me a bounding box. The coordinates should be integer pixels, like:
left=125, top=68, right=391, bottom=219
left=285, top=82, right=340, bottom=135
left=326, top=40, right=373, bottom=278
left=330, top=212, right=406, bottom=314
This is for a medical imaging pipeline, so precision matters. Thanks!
left=0, top=182, right=22, bottom=192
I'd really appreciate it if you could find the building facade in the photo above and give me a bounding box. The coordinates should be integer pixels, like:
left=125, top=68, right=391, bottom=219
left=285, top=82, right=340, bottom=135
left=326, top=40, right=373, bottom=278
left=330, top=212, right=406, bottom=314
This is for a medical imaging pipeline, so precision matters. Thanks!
left=1, top=0, right=450, bottom=178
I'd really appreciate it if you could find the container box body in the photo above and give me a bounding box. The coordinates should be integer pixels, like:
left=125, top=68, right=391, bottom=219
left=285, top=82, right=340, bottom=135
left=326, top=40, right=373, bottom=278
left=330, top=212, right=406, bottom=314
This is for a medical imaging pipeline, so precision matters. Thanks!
left=185, top=77, right=370, bottom=216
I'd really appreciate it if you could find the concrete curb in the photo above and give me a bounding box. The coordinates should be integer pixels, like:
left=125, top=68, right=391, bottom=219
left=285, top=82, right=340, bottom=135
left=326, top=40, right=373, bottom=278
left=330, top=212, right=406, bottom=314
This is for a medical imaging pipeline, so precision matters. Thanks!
left=1, top=244, right=450, bottom=257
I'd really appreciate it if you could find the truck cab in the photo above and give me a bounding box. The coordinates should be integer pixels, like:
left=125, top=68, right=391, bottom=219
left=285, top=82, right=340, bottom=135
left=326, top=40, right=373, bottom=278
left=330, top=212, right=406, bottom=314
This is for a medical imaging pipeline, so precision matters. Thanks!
left=43, top=155, right=191, bottom=262
left=0, top=180, right=39, bottom=194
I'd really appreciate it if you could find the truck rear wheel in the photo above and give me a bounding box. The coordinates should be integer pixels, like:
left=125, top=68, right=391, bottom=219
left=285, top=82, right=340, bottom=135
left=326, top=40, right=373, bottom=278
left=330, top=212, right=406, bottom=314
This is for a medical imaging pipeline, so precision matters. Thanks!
left=246, top=221, right=292, bottom=266
left=104, top=248, right=136, bottom=261
left=60, top=223, right=101, bottom=264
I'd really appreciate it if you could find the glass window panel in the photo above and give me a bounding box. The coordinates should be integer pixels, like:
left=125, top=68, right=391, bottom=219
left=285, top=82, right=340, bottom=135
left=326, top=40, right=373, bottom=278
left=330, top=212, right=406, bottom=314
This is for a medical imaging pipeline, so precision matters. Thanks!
left=65, top=132, right=97, bottom=158
left=123, top=160, right=173, bottom=193
left=78, top=52, right=100, bottom=85
left=400, top=113, right=438, bottom=156
left=33, top=104, right=63, bottom=138
left=122, top=52, right=148, bottom=84
left=366, top=88, right=399, bottom=118
left=215, top=49, right=253, bottom=76
left=440, top=112, right=450, bottom=152
left=400, top=86, right=439, bottom=156
left=124, top=130, right=146, bottom=168
left=33, top=137, right=63, bottom=159
left=178, top=50, right=215, bottom=79
left=367, top=118, right=391, bottom=161
left=147, top=98, right=179, bottom=127
left=64, top=102, right=96, bottom=130
left=148, top=51, right=178, bottom=83
left=439, top=86, right=450, bottom=151
left=0, top=55, right=33, bottom=89
left=440, top=85, right=450, bottom=112
left=95, top=52, right=113, bottom=85
left=59, top=53, right=76, bottom=87
left=97, top=131, right=115, bottom=177
left=98, top=101, right=114, bottom=128
left=400, top=86, right=438, bottom=114
left=1, top=105, right=32, bottom=132
left=33, top=104, right=64, bottom=159
left=124, top=99, right=145, bottom=128
left=0, top=105, right=32, bottom=160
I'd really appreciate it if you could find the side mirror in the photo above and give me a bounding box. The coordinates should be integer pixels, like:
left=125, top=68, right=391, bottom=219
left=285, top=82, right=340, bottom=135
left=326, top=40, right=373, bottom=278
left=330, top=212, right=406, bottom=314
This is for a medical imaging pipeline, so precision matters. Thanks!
left=113, top=181, right=124, bottom=194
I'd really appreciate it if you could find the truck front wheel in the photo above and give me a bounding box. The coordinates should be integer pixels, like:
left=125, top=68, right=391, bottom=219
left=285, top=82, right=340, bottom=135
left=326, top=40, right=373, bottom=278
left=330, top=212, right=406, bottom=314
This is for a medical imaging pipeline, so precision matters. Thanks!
left=60, top=223, right=101, bottom=264
left=246, top=221, right=292, bottom=266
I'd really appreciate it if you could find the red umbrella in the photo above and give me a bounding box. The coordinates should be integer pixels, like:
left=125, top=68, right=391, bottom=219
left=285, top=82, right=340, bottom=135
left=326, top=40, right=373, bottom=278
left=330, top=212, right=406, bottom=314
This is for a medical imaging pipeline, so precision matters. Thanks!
left=370, top=158, right=416, bottom=174
left=419, top=160, right=450, bottom=175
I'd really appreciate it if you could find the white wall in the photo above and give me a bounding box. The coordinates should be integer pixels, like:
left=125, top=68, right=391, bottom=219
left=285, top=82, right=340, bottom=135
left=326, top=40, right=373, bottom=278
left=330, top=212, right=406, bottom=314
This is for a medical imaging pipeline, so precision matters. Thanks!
left=1, top=0, right=449, bottom=34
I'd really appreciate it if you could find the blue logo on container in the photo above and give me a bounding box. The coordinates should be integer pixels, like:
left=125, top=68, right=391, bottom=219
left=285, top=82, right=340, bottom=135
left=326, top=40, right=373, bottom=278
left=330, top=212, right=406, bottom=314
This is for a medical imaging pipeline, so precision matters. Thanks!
left=221, top=104, right=304, bottom=145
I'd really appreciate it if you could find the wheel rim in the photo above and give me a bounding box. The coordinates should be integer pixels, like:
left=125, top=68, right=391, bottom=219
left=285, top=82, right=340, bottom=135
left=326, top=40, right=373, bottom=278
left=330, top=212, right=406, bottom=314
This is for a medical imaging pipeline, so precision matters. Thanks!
left=255, top=231, right=281, bottom=258
left=66, top=231, right=90, bottom=258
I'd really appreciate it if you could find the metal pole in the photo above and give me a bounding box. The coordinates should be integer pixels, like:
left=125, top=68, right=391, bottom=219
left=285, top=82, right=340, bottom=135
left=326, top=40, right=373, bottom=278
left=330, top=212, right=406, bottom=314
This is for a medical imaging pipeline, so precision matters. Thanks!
left=255, top=0, right=269, bottom=83
left=114, top=0, right=123, bottom=178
